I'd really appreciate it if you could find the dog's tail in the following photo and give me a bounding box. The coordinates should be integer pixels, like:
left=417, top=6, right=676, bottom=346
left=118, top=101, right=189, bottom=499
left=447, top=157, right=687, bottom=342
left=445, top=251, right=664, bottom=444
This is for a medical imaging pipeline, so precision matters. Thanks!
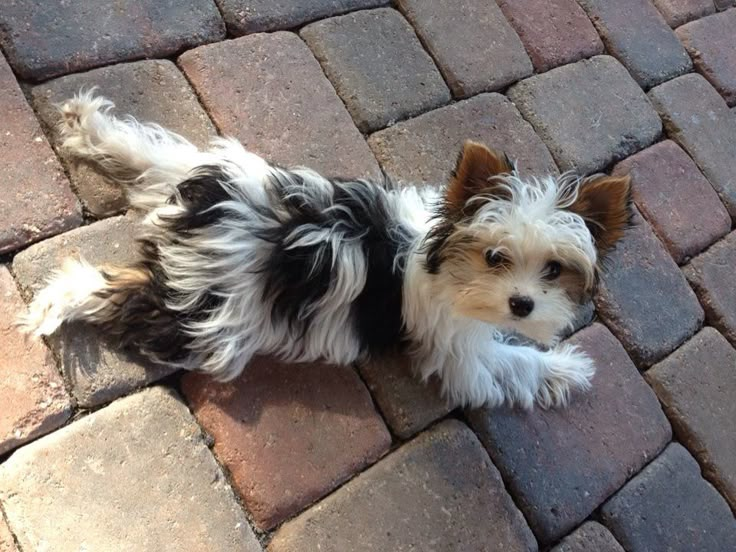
left=17, top=257, right=188, bottom=363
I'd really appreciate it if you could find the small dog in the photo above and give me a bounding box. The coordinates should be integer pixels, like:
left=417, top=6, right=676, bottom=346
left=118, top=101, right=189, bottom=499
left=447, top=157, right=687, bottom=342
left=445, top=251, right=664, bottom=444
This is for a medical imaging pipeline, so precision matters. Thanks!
left=19, top=91, right=631, bottom=409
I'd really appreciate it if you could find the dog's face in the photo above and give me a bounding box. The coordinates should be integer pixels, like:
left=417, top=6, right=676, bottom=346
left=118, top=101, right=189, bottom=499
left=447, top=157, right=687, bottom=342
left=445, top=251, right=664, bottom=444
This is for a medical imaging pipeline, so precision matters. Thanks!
left=424, top=141, right=631, bottom=345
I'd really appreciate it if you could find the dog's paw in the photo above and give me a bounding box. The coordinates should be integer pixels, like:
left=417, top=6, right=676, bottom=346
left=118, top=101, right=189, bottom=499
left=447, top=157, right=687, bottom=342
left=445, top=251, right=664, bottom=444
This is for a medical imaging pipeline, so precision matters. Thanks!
left=537, top=344, right=595, bottom=408
left=56, top=89, right=113, bottom=154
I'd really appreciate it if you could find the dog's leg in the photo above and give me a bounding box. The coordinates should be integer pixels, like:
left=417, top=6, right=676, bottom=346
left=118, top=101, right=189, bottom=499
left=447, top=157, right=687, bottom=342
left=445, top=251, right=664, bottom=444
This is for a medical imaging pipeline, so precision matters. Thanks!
left=57, top=90, right=206, bottom=211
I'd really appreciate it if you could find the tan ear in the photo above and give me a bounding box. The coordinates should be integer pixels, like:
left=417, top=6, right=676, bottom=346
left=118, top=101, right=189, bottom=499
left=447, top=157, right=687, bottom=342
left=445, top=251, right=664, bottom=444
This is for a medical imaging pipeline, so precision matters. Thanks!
left=446, top=141, right=514, bottom=216
left=568, top=174, right=632, bottom=253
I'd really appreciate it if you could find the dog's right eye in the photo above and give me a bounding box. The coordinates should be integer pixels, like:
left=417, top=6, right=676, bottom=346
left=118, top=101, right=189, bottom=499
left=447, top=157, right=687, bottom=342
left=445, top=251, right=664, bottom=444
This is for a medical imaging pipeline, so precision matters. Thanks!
left=484, top=250, right=506, bottom=268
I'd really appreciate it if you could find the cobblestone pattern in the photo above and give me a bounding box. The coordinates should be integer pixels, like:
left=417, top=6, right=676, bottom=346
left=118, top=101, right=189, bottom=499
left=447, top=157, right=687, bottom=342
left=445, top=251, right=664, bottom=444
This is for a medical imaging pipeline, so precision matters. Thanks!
left=2, top=2, right=734, bottom=549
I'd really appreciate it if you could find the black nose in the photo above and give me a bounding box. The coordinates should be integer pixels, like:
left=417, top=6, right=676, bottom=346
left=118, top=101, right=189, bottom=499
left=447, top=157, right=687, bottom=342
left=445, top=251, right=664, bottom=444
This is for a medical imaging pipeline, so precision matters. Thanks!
left=509, top=295, right=534, bottom=318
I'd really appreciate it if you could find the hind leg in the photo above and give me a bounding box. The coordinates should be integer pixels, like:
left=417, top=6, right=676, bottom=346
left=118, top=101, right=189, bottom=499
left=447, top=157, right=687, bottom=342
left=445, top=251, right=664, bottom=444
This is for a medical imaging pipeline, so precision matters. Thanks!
left=58, top=90, right=207, bottom=211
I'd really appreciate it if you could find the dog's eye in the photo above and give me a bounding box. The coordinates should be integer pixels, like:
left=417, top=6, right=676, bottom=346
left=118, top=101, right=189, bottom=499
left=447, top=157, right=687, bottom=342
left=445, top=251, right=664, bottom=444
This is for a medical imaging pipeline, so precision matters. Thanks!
left=544, top=261, right=562, bottom=280
left=485, top=250, right=506, bottom=268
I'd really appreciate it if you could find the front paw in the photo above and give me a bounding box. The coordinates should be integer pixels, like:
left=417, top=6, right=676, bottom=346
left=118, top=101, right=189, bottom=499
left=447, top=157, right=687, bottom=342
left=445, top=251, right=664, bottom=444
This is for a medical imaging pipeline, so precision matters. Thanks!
left=537, top=344, right=595, bottom=408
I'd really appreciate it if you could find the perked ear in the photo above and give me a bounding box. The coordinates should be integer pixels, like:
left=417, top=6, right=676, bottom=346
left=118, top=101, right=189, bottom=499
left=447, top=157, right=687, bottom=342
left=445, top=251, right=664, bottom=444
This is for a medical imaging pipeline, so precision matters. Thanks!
left=568, top=174, right=632, bottom=254
left=446, top=140, right=514, bottom=217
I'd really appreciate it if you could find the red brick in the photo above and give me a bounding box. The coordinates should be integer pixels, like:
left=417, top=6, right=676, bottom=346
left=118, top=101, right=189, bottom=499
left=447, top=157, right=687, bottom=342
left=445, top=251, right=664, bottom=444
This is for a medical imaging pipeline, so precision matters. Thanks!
left=300, top=9, right=450, bottom=132
left=215, top=0, right=387, bottom=35
left=0, top=515, right=17, bottom=552
left=508, top=56, right=661, bottom=174
left=12, top=215, right=175, bottom=408
left=268, top=421, right=537, bottom=552
left=646, top=328, right=736, bottom=510
left=31, top=60, right=217, bottom=218
left=358, top=354, right=450, bottom=439
left=595, top=211, right=704, bottom=366
left=368, top=93, right=557, bottom=185
left=612, top=140, right=730, bottom=264
left=577, top=0, right=692, bottom=88
left=648, top=74, right=736, bottom=218
left=497, top=0, right=604, bottom=72
left=467, top=323, right=671, bottom=544
left=181, top=357, right=391, bottom=530
left=652, top=0, right=715, bottom=27
left=677, top=10, right=736, bottom=106
left=551, top=522, right=624, bottom=552
left=0, top=0, right=224, bottom=81
left=180, top=32, right=380, bottom=179
left=601, top=443, right=736, bottom=551
left=397, top=0, right=532, bottom=98
left=0, top=54, right=81, bottom=254
left=684, top=231, right=736, bottom=346
left=0, top=266, right=71, bottom=456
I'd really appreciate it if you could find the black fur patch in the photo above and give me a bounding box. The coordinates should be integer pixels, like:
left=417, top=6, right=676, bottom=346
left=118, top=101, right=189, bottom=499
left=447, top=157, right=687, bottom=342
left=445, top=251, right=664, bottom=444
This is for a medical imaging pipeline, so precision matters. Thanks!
left=165, top=165, right=232, bottom=233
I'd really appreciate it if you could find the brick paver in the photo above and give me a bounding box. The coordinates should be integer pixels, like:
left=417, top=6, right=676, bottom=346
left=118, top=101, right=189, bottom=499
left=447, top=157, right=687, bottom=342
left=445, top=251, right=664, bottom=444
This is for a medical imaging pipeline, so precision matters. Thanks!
left=181, top=357, right=391, bottom=530
left=0, top=54, right=81, bottom=255
left=595, top=211, right=704, bottom=366
left=646, top=328, right=736, bottom=510
left=551, top=522, right=624, bottom=552
left=0, top=267, right=71, bottom=456
left=31, top=60, right=217, bottom=218
left=215, top=0, right=387, bottom=35
left=0, top=387, right=261, bottom=552
left=369, top=93, right=558, bottom=185
left=497, top=0, right=604, bottom=72
left=508, top=56, right=661, bottom=174
left=683, top=231, right=736, bottom=346
left=300, top=9, right=451, bottom=132
left=0, top=0, right=224, bottom=82
left=467, top=323, right=671, bottom=544
left=179, top=32, right=381, bottom=178
left=649, top=74, right=736, bottom=218
left=677, top=10, right=736, bottom=106
left=358, top=354, right=450, bottom=439
left=714, top=0, right=736, bottom=9
left=268, top=420, right=537, bottom=552
left=601, top=443, right=736, bottom=552
left=577, top=0, right=692, bottom=89
left=653, top=0, right=716, bottom=27
left=12, top=214, right=175, bottom=408
left=612, top=140, right=730, bottom=264
left=397, top=0, right=532, bottom=98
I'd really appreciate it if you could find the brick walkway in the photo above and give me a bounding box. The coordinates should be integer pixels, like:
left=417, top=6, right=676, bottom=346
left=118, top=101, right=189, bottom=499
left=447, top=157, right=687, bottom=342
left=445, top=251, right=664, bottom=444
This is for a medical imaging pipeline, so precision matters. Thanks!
left=1, top=1, right=736, bottom=550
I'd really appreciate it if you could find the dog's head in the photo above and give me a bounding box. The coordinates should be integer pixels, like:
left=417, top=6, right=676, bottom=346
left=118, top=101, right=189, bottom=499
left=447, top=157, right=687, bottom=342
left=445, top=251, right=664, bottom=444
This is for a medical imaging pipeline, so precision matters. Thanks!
left=423, top=140, right=631, bottom=345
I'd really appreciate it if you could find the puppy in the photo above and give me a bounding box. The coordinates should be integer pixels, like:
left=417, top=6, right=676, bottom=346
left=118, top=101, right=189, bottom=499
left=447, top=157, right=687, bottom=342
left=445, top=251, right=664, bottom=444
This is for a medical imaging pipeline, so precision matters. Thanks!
left=18, top=91, right=631, bottom=409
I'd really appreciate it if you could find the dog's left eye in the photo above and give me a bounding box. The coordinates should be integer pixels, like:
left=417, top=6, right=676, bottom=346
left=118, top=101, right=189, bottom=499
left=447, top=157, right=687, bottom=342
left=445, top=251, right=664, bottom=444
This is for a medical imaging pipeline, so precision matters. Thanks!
left=544, top=261, right=562, bottom=280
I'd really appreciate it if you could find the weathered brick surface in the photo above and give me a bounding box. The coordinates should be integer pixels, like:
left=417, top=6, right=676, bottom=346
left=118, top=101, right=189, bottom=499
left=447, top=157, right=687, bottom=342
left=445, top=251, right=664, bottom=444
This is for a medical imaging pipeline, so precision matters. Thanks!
left=677, top=10, right=736, bottom=106
left=300, top=9, right=451, bottom=132
left=215, top=0, right=387, bottom=35
left=714, top=0, right=736, bottom=9
left=646, top=328, right=736, bottom=510
left=0, top=387, right=261, bottom=552
left=12, top=215, right=175, bottom=407
left=397, top=0, right=532, bottom=98
left=180, top=32, right=380, bottom=179
left=684, top=231, right=736, bottom=346
left=601, top=443, right=736, bottom=552
left=0, top=54, right=81, bottom=255
left=577, top=0, right=692, bottom=88
left=32, top=60, right=217, bottom=218
left=649, top=74, right=736, bottom=217
left=0, top=266, right=71, bottom=456
left=595, top=211, right=704, bottom=366
left=508, top=56, right=661, bottom=174
left=0, top=516, right=17, bottom=552
left=467, top=323, right=671, bottom=544
left=551, top=522, right=624, bottom=552
left=0, top=0, right=224, bottom=82
left=497, top=0, right=604, bottom=72
left=368, top=93, right=557, bottom=185
left=653, top=0, right=716, bottom=27
left=269, top=420, right=537, bottom=552
left=358, top=354, right=450, bottom=439
left=612, top=140, right=730, bottom=264
left=181, top=357, right=391, bottom=530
